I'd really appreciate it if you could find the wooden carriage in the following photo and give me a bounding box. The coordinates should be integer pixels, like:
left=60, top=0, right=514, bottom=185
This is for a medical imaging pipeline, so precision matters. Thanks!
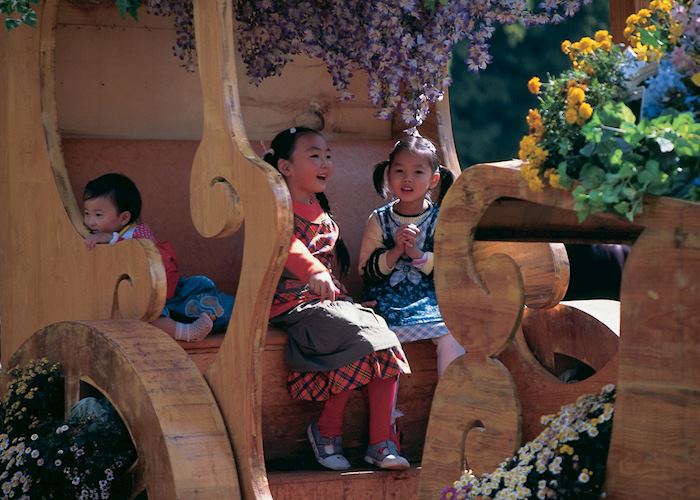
left=1, top=1, right=698, bottom=498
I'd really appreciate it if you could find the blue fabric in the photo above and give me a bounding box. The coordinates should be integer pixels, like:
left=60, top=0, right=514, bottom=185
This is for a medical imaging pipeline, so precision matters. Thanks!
left=362, top=202, right=443, bottom=327
left=162, top=275, right=234, bottom=332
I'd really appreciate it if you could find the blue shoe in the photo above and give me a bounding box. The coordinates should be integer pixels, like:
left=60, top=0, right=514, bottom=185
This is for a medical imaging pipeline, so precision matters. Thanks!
left=307, top=422, right=351, bottom=471
left=364, top=440, right=409, bottom=470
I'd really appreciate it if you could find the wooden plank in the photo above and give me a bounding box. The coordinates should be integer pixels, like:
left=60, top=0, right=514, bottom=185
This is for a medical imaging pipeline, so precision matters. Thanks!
left=606, top=213, right=700, bottom=498
left=268, top=468, right=419, bottom=500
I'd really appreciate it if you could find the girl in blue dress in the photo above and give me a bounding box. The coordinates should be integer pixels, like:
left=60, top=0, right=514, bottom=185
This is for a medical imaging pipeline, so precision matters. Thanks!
left=358, top=136, right=465, bottom=377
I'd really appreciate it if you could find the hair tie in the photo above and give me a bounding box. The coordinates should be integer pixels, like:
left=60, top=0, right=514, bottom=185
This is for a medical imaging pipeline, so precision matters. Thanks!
left=264, top=148, right=275, bottom=157
left=289, top=127, right=297, bottom=134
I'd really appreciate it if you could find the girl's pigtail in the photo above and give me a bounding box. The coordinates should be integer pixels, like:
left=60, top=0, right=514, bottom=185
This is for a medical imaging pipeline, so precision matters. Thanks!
left=263, top=152, right=277, bottom=168
left=435, top=166, right=455, bottom=206
left=372, top=160, right=390, bottom=198
left=315, top=192, right=351, bottom=276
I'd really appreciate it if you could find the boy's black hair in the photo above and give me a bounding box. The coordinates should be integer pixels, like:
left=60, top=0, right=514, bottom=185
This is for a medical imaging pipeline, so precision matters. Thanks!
left=263, top=127, right=351, bottom=276
left=372, top=135, right=455, bottom=206
left=83, top=173, right=142, bottom=224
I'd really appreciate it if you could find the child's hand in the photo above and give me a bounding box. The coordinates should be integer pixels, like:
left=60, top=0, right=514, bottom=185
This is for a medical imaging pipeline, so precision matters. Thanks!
left=395, top=224, right=421, bottom=256
left=309, top=271, right=341, bottom=301
left=84, top=232, right=113, bottom=249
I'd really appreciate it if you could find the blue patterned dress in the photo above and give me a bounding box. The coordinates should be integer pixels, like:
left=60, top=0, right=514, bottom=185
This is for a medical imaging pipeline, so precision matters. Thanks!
left=362, top=201, right=449, bottom=342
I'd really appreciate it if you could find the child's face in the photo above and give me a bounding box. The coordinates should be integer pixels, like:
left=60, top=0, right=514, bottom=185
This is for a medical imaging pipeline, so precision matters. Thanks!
left=83, top=196, right=131, bottom=234
left=388, top=150, right=439, bottom=204
left=278, top=133, right=334, bottom=202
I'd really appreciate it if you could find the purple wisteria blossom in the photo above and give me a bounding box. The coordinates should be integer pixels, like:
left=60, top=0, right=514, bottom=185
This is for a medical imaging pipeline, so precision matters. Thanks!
left=142, top=0, right=591, bottom=127
left=234, top=0, right=590, bottom=127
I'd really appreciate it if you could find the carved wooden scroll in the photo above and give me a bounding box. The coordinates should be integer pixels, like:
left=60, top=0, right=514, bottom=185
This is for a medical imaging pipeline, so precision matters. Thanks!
left=0, top=0, right=162, bottom=366
left=191, top=1, right=292, bottom=498
left=419, top=161, right=700, bottom=499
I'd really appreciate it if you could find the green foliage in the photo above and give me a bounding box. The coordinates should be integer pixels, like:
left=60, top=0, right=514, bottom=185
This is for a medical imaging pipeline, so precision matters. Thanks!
left=114, top=0, right=141, bottom=20
left=448, top=0, right=611, bottom=168
left=0, top=359, right=136, bottom=498
left=0, top=0, right=39, bottom=31
left=564, top=104, right=700, bottom=221
left=1, top=0, right=140, bottom=31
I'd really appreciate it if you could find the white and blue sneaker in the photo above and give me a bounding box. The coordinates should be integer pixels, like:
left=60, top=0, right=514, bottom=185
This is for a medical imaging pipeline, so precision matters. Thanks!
left=364, top=440, right=409, bottom=470
left=307, top=422, right=351, bottom=471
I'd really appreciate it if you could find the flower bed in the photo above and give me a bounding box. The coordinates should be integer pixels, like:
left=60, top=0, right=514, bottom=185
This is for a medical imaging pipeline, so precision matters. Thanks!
left=519, top=0, right=700, bottom=221
left=441, top=385, right=616, bottom=500
left=0, top=359, right=135, bottom=498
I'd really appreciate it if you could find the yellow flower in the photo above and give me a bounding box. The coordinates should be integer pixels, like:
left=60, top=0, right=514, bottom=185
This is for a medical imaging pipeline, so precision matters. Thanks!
left=578, top=37, right=595, bottom=53
left=561, top=40, right=571, bottom=55
left=670, top=22, right=683, bottom=44
left=626, top=14, right=640, bottom=26
left=637, top=8, right=652, bottom=18
left=559, top=444, right=574, bottom=455
left=549, top=171, right=562, bottom=189
left=578, top=102, right=593, bottom=120
left=594, top=30, right=610, bottom=42
left=565, top=108, right=579, bottom=125
left=528, top=76, right=541, bottom=95
left=567, top=87, right=585, bottom=105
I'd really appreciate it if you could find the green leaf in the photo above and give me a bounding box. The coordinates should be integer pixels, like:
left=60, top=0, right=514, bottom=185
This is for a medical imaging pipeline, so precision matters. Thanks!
left=613, top=201, right=629, bottom=215
left=580, top=141, right=596, bottom=157
left=115, top=0, right=141, bottom=20
left=579, top=164, right=606, bottom=189
left=597, top=102, right=636, bottom=128
left=639, top=27, right=662, bottom=48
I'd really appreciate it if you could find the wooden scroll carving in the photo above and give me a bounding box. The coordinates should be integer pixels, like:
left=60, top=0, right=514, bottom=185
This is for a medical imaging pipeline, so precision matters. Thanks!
left=191, top=1, right=292, bottom=499
left=0, top=0, right=162, bottom=366
left=420, top=161, right=700, bottom=499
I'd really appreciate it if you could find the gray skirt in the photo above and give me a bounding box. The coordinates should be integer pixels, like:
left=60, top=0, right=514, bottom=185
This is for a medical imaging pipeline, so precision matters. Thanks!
left=270, top=299, right=403, bottom=372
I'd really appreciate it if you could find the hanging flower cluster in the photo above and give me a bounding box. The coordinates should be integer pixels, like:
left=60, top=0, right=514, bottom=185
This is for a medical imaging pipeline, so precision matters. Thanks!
left=3, top=0, right=590, bottom=127
left=233, top=0, right=591, bottom=127
left=441, top=384, right=616, bottom=499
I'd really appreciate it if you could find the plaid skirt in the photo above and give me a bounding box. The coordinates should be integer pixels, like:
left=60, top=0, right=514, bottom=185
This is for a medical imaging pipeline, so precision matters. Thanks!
left=287, top=346, right=410, bottom=401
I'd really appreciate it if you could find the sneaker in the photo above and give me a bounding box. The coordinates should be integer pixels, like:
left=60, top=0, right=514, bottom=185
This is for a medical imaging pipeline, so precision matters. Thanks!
left=364, top=440, right=410, bottom=470
left=307, top=422, right=351, bottom=471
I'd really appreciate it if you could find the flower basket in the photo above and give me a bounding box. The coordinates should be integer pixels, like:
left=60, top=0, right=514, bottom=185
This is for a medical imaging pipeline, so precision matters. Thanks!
left=518, top=0, right=700, bottom=222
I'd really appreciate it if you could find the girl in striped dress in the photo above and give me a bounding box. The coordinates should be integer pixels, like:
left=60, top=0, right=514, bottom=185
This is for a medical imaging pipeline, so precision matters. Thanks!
left=265, top=127, right=411, bottom=471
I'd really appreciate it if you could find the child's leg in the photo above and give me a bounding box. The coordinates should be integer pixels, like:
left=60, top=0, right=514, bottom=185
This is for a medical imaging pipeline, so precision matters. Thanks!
left=318, top=389, right=353, bottom=437
left=152, top=313, right=213, bottom=342
left=433, top=333, right=466, bottom=378
left=367, top=376, right=398, bottom=444
left=365, top=376, right=409, bottom=469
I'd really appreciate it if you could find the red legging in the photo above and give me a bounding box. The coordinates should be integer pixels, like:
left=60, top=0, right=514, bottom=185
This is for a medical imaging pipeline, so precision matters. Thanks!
left=318, top=376, right=398, bottom=445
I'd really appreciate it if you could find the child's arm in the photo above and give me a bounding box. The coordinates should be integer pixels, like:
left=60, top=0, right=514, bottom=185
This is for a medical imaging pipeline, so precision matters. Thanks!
left=287, top=236, right=340, bottom=301
left=84, top=232, right=116, bottom=249
left=84, top=223, right=155, bottom=249
left=358, top=213, right=403, bottom=284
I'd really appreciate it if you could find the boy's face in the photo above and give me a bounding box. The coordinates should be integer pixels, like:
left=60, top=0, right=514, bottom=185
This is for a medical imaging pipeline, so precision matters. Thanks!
left=83, top=196, right=131, bottom=234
